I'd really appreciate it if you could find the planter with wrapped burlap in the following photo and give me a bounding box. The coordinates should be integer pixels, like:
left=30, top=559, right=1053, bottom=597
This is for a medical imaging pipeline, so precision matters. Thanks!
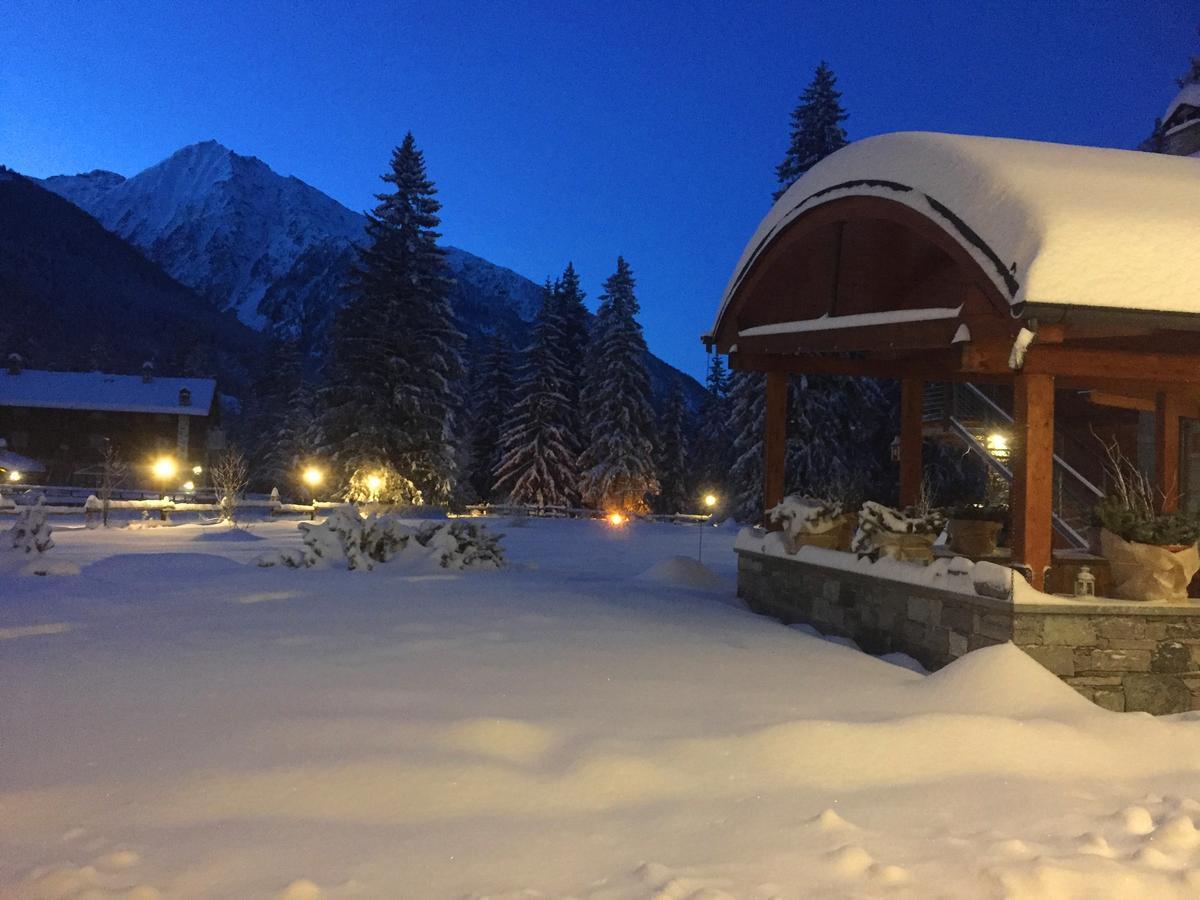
left=1100, top=529, right=1200, bottom=603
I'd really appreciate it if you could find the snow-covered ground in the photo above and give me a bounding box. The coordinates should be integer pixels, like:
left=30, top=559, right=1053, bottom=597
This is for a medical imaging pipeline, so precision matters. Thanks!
left=6, top=516, right=1200, bottom=899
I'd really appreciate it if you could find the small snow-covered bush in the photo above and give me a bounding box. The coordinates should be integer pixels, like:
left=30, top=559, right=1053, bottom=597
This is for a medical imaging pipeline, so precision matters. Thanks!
left=264, top=511, right=505, bottom=572
left=84, top=494, right=102, bottom=529
left=415, top=520, right=506, bottom=570
left=8, top=502, right=54, bottom=554
left=768, top=495, right=843, bottom=537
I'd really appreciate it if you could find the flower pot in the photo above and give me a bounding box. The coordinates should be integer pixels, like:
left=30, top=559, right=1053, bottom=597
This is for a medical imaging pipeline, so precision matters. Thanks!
left=784, top=513, right=855, bottom=554
left=947, top=519, right=1003, bottom=558
left=1100, top=528, right=1200, bottom=602
left=873, top=531, right=937, bottom=563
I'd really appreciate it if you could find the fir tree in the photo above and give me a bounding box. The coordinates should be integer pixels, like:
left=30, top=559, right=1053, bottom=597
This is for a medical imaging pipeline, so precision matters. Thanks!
left=774, top=61, right=848, bottom=200
left=693, top=353, right=732, bottom=494
left=494, top=284, right=578, bottom=506
left=254, top=334, right=317, bottom=493
left=578, top=257, right=659, bottom=512
left=654, top=383, right=690, bottom=514
left=727, top=369, right=765, bottom=521
left=319, top=134, right=464, bottom=502
left=468, top=333, right=517, bottom=502
left=553, top=262, right=591, bottom=458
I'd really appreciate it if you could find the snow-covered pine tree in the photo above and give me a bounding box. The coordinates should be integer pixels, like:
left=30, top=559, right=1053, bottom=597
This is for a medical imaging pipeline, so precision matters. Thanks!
left=553, top=262, right=591, bottom=459
left=493, top=283, right=579, bottom=507
left=774, top=61, right=848, bottom=201
left=252, top=334, right=317, bottom=494
left=577, top=257, right=659, bottom=513
left=727, top=369, right=765, bottom=521
left=654, top=383, right=690, bottom=514
left=693, top=353, right=733, bottom=494
left=467, top=332, right=516, bottom=502
left=320, top=134, right=465, bottom=503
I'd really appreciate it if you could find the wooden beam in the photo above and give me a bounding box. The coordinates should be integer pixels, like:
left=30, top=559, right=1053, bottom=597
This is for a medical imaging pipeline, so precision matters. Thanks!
left=763, top=371, right=788, bottom=529
left=1024, top=346, right=1200, bottom=385
left=1156, top=391, right=1182, bottom=514
left=899, top=379, right=923, bottom=507
left=1011, top=373, right=1055, bottom=591
left=736, top=316, right=964, bottom=356
left=1087, top=390, right=1155, bottom=413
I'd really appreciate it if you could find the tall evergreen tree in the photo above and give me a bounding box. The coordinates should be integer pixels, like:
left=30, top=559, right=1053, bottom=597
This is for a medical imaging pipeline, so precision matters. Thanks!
left=654, top=383, right=690, bottom=514
left=774, top=61, right=848, bottom=200
left=494, top=283, right=579, bottom=506
left=254, top=334, right=318, bottom=493
left=578, top=257, right=659, bottom=512
left=553, top=261, right=591, bottom=459
left=727, top=369, right=765, bottom=521
left=693, top=353, right=732, bottom=493
left=466, top=333, right=516, bottom=502
left=319, top=133, right=464, bottom=502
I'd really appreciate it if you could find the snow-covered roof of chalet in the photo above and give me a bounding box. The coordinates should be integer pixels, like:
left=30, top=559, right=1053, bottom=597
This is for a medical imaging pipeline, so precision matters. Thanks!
left=712, top=132, right=1200, bottom=332
left=1165, top=83, right=1200, bottom=125
left=0, top=369, right=216, bottom=416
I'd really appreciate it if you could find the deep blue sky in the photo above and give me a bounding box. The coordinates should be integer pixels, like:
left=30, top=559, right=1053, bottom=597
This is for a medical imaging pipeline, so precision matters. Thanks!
left=2, top=1, right=1196, bottom=379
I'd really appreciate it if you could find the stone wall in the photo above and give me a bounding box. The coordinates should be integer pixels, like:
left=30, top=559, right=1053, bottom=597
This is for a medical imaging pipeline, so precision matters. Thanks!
left=738, top=548, right=1200, bottom=714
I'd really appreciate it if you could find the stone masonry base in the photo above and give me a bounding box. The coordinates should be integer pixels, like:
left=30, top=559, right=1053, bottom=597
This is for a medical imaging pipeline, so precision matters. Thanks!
left=738, top=548, right=1200, bottom=714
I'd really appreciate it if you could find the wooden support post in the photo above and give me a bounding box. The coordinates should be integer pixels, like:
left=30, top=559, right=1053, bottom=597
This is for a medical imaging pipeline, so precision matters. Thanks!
left=1156, top=391, right=1181, bottom=514
left=763, top=371, right=788, bottom=529
left=1011, top=373, right=1055, bottom=591
left=899, top=378, right=923, bottom=507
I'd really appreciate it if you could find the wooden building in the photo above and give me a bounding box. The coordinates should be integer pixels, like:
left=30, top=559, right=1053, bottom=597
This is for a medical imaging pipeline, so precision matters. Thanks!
left=0, top=358, right=219, bottom=486
left=706, top=132, right=1200, bottom=591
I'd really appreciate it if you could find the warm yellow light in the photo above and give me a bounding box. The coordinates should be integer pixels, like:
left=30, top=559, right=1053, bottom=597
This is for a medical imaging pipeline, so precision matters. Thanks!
left=182, top=480, right=195, bottom=491
left=704, top=493, right=718, bottom=508
left=7, top=470, right=20, bottom=482
left=366, top=473, right=383, bottom=493
left=302, top=466, right=324, bottom=488
left=152, top=457, right=177, bottom=480
left=986, top=433, right=1009, bottom=453
left=607, top=511, right=626, bottom=527
left=192, top=465, right=203, bottom=476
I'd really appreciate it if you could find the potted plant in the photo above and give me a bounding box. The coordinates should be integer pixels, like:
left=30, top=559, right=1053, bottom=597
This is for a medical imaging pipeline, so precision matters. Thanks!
left=768, top=495, right=855, bottom=553
left=946, top=503, right=1008, bottom=558
left=1094, top=440, right=1200, bottom=602
left=851, top=500, right=946, bottom=563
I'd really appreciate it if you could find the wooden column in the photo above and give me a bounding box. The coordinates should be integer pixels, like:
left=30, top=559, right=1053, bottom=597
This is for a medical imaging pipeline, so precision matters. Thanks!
left=1156, top=391, right=1181, bottom=514
left=1011, top=373, right=1055, bottom=590
left=899, top=378, right=924, bottom=507
left=762, top=371, right=788, bottom=528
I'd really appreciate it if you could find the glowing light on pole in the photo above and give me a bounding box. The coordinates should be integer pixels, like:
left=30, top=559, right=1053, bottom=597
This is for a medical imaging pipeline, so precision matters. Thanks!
left=699, top=492, right=719, bottom=563
left=151, top=456, right=177, bottom=521
left=302, top=466, right=324, bottom=519
left=7, top=470, right=20, bottom=482
left=607, top=511, right=626, bottom=527
left=366, top=472, right=383, bottom=503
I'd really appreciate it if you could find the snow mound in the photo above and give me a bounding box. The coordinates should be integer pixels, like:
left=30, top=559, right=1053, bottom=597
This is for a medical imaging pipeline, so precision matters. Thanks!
left=20, top=558, right=80, bottom=577
left=192, top=527, right=264, bottom=542
left=637, top=556, right=725, bottom=590
left=918, top=643, right=1095, bottom=718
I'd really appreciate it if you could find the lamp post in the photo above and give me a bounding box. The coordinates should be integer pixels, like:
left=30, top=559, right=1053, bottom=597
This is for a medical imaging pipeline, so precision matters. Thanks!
left=698, top=493, right=718, bottom=563
left=302, top=466, right=324, bottom=520
left=151, top=456, right=177, bottom=521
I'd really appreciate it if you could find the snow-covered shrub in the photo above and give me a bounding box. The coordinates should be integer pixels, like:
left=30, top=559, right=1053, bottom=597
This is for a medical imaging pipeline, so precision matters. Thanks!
left=8, top=502, right=53, bottom=554
left=284, top=511, right=504, bottom=571
left=851, top=501, right=945, bottom=560
left=254, top=548, right=310, bottom=568
left=768, top=495, right=843, bottom=538
left=415, top=520, right=506, bottom=570
left=84, top=494, right=102, bottom=529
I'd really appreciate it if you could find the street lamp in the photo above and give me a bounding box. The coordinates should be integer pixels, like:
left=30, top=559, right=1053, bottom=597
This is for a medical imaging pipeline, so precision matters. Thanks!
left=366, top=472, right=383, bottom=502
left=151, top=456, right=177, bottom=521
left=302, top=466, right=324, bottom=519
left=7, top=470, right=20, bottom=483
left=699, top=492, right=719, bottom=563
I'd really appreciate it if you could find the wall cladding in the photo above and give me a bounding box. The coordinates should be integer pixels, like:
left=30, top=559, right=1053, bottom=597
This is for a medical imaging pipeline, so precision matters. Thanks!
left=738, top=549, right=1200, bottom=714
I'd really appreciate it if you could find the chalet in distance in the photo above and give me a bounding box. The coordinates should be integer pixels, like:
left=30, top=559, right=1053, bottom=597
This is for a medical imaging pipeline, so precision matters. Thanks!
left=0, top=356, right=219, bottom=486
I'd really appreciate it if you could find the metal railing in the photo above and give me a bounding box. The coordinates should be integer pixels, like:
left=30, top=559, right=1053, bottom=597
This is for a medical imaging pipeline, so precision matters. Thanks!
left=925, top=382, right=1103, bottom=548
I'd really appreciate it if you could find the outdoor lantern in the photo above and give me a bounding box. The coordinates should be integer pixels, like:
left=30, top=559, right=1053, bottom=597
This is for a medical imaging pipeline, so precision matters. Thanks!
left=704, top=493, right=718, bottom=509
left=302, top=466, right=323, bottom=488
left=607, top=511, right=625, bottom=527
left=152, top=456, right=178, bottom=482
left=7, top=470, right=19, bottom=482
left=1075, top=565, right=1096, bottom=598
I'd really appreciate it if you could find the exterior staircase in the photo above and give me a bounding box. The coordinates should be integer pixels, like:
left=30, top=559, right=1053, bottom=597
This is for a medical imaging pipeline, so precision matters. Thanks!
left=922, top=382, right=1102, bottom=549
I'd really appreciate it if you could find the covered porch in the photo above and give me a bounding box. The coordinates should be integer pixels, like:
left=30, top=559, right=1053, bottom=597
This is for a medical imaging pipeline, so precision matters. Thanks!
left=707, top=132, right=1200, bottom=711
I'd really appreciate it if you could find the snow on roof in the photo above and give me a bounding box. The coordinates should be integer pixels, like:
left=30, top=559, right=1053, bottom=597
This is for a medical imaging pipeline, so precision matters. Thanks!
left=0, top=447, right=45, bottom=474
left=713, top=132, right=1200, bottom=331
left=1164, top=82, right=1200, bottom=124
left=0, top=369, right=216, bottom=416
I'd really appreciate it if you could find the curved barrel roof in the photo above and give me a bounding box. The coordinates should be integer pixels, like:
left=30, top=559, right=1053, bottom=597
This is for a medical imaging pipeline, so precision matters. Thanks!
left=712, top=132, right=1200, bottom=337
